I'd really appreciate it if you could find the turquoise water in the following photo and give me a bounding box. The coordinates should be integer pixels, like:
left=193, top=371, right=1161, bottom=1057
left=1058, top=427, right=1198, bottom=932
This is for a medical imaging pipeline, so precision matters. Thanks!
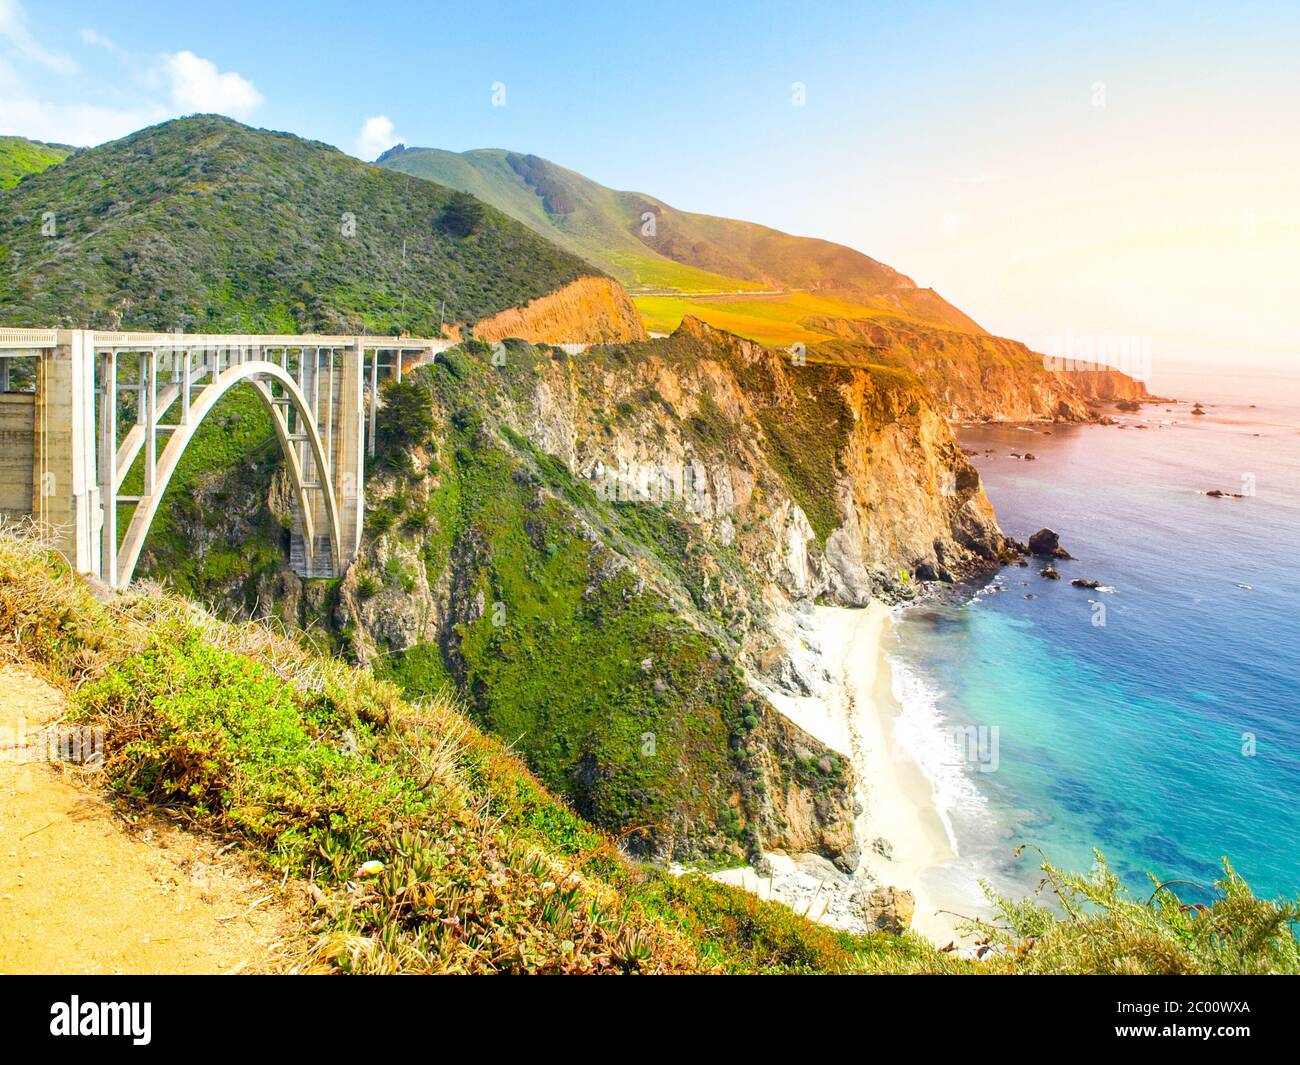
left=888, top=368, right=1300, bottom=903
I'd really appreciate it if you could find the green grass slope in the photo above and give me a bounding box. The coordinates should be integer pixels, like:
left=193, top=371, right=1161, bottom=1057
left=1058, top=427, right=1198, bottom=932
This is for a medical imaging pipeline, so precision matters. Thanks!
left=0, top=135, right=72, bottom=190
left=0, top=116, right=597, bottom=333
left=378, top=146, right=982, bottom=331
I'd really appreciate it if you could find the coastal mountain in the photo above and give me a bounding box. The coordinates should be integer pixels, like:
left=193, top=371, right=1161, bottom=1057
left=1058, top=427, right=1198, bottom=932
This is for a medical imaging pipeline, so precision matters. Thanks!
left=378, top=145, right=1154, bottom=418
left=0, top=135, right=73, bottom=190
left=378, top=145, right=982, bottom=332
left=0, top=116, right=1259, bottom=969
left=0, top=116, right=604, bottom=335
left=0, top=114, right=1003, bottom=876
left=124, top=316, right=1007, bottom=868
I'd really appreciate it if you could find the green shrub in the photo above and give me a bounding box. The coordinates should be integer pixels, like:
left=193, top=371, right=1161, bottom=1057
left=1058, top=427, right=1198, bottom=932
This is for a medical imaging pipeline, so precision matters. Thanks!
left=375, top=378, right=436, bottom=468
left=439, top=190, right=485, bottom=238
left=971, top=848, right=1300, bottom=975
left=74, top=625, right=424, bottom=867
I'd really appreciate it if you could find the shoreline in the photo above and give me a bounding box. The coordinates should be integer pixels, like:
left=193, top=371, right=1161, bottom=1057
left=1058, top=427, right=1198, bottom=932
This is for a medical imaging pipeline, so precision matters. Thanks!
left=840, top=605, right=963, bottom=943
left=722, top=601, right=980, bottom=946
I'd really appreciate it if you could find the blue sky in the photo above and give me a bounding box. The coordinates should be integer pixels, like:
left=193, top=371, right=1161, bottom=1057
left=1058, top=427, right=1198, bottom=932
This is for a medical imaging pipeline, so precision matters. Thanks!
left=3, top=0, right=1298, bottom=368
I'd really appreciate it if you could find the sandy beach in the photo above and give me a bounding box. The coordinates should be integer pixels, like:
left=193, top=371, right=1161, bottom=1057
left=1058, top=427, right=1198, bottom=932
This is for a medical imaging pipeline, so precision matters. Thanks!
left=725, top=602, right=977, bottom=945
left=833, top=604, right=963, bottom=943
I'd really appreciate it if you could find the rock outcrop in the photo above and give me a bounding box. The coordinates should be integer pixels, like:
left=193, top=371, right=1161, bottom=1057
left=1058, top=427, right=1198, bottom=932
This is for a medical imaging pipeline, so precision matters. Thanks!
left=1027, top=528, right=1063, bottom=556
left=857, top=885, right=916, bottom=934
left=750, top=707, right=859, bottom=871
left=1062, top=367, right=1159, bottom=405
left=471, top=275, right=647, bottom=344
left=797, top=315, right=1153, bottom=423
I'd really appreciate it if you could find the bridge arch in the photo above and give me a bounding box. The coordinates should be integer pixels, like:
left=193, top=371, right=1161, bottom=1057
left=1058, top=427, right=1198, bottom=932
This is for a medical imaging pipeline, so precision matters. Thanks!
left=115, top=359, right=343, bottom=588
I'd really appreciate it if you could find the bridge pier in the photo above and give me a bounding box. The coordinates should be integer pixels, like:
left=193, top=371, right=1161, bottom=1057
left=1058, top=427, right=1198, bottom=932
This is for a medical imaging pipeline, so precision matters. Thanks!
left=289, top=344, right=365, bottom=577
left=32, top=331, right=101, bottom=575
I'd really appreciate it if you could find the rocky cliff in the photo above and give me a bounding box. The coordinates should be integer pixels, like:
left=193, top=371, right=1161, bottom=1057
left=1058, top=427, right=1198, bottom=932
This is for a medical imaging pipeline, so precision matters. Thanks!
left=335, top=318, right=1005, bottom=861
left=471, top=276, right=647, bottom=344
left=133, top=315, right=1008, bottom=870
left=806, top=314, right=1154, bottom=422
left=1059, top=366, right=1162, bottom=404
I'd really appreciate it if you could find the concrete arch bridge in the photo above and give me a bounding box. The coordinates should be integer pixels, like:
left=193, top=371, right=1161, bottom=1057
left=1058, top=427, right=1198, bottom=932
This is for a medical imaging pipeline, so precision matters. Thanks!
left=0, top=329, right=454, bottom=587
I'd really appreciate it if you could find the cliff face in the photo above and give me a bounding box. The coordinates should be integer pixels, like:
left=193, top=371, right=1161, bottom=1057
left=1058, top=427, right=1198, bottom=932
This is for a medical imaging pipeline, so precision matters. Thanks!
left=331, top=318, right=1005, bottom=866
left=1060, top=367, right=1160, bottom=404
left=550, top=316, right=1006, bottom=604
left=131, top=315, right=1007, bottom=870
left=471, top=276, right=647, bottom=344
left=806, top=315, right=1153, bottom=422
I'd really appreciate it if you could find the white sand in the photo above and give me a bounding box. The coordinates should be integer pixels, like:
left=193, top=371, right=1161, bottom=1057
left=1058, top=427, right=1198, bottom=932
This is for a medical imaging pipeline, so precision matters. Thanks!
left=731, top=602, right=974, bottom=945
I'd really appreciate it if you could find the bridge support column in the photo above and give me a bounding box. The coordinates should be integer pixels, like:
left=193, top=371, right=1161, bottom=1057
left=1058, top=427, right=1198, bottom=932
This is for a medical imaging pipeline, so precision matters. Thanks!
left=98, top=351, right=118, bottom=589
left=33, top=331, right=100, bottom=576
left=335, top=342, right=365, bottom=562
left=288, top=344, right=364, bottom=579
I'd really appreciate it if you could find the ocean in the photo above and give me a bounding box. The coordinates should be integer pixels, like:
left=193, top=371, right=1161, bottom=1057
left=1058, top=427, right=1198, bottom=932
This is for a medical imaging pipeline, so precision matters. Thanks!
left=887, top=363, right=1300, bottom=908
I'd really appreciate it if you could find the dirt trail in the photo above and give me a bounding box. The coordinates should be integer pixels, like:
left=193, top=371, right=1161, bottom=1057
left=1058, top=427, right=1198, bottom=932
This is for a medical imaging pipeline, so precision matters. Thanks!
left=0, top=665, right=303, bottom=974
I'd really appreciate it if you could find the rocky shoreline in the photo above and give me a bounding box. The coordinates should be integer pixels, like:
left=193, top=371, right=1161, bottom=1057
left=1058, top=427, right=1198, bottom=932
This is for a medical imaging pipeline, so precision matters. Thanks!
left=714, top=602, right=972, bottom=944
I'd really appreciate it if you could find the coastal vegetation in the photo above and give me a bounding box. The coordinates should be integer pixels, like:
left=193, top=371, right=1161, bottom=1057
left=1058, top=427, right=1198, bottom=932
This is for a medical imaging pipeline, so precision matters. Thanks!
left=2, top=527, right=1295, bottom=974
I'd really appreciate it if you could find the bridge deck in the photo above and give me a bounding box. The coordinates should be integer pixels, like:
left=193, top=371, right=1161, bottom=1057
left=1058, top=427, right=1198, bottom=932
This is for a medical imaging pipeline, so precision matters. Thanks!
left=0, top=329, right=452, bottom=352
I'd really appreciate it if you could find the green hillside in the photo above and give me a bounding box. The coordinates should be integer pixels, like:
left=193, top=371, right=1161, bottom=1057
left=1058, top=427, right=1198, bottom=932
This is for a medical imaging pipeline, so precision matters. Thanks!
left=0, top=117, right=597, bottom=334
left=379, top=145, right=981, bottom=330
left=0, top=135, right=73, bottom=190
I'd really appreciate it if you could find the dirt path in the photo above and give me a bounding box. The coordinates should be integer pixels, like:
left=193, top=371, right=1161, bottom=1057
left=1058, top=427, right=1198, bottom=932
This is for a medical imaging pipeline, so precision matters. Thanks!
left=0, top=665, right=305, bottom=974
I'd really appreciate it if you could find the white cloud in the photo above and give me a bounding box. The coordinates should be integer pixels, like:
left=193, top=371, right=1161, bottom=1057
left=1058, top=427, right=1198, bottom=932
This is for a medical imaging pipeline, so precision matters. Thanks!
left=356, top=115, right=402, bottom=160
left=79, top=27, right=123, bottom=56
left=0, top=4, right=264, bottom=145
left=161, top=50, right=263, bottom=118
left=0, top=96, right=167, bottom=146
left=0, top=44, right=264, bottom=146
left=0, top=0, right=77, bottom=74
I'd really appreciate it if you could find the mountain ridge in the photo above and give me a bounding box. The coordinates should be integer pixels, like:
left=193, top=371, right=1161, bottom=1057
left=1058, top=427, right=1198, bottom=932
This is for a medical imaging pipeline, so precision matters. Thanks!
left=377, top=144, right=1156, bottom=418
left=378, top=145, right=984, bottom=333
left=0, top=116, right=599, bottom=334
